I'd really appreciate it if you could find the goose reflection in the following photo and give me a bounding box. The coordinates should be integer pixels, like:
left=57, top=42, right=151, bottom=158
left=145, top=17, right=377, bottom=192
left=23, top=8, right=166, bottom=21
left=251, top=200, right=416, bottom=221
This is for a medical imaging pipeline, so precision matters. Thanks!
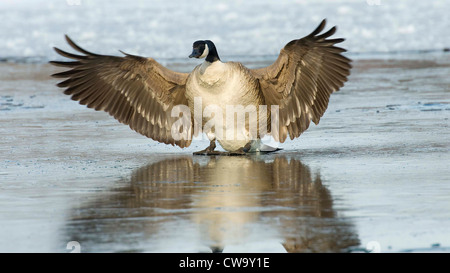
left=63, top=155, right=359, bottom=252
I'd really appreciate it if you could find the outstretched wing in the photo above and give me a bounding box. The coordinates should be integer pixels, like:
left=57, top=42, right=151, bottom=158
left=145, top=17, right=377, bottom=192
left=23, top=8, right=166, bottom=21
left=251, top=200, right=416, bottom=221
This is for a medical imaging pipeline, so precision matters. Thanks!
left=50, top=35, right=192, bottom=148
left=251, top=19, right=351, bottom=142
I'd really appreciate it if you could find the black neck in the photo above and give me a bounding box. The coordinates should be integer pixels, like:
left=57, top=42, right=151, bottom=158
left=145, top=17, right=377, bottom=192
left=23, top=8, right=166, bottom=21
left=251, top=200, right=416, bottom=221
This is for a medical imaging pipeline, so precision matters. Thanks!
left=205, top=40, right=220, bottom=62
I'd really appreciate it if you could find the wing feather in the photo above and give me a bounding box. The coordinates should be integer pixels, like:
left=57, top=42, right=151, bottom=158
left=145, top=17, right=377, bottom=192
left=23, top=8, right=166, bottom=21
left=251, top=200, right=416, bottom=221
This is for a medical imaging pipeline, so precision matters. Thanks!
left=251, top=19, right=351, bottom=141
left=50, top=35, right=192, bottom=147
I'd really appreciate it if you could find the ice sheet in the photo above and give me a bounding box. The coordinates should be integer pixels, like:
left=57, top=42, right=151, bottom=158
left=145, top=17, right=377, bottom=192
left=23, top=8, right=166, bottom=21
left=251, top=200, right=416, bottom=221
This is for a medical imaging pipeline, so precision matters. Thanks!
left=0, top=0, right=449, bottom=63
left=0, top=53, right=449, bottom=252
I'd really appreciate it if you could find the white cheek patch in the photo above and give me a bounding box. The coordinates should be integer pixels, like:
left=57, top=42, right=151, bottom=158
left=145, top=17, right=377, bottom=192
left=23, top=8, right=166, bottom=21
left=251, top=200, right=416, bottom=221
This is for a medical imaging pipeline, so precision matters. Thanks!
left=199, top=44, right=209, bottom=59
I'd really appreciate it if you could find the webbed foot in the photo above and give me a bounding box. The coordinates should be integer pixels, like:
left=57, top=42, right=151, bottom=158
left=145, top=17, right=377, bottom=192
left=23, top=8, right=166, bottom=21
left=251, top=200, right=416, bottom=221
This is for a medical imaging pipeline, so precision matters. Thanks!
left=193, top=141, right=220, bottom=155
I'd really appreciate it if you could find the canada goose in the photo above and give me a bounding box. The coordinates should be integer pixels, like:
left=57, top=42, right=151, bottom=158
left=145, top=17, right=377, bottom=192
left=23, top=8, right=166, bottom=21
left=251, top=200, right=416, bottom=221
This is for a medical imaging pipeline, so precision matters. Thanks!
left=50, top=19, right=351, bottom=155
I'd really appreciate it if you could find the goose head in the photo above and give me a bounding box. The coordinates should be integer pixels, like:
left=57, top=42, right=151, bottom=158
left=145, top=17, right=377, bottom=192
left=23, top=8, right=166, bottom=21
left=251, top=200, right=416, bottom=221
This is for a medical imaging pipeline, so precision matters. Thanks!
left=189, top=40, right=220, bottom=63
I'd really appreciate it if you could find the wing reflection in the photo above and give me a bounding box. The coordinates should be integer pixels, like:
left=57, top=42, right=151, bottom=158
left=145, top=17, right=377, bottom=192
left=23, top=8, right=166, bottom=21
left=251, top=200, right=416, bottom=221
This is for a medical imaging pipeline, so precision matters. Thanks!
left=63, top=155, right=359, bottom=252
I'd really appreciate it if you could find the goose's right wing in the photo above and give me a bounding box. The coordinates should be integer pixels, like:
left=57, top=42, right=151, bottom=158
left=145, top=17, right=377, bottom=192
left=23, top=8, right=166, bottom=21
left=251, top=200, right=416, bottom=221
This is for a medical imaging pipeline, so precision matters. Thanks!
left=51, top=35, right=192, bottom=148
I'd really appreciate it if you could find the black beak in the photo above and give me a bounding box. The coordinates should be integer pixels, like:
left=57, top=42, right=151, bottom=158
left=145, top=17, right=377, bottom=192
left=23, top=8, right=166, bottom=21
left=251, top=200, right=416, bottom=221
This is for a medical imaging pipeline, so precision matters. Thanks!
left=189, top=48, right=201, bottom=58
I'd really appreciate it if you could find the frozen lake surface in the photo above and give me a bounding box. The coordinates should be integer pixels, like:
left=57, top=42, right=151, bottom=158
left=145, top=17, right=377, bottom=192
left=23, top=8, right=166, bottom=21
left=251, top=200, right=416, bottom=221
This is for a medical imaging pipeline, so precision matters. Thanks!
left=0, top=52, right=449, bottom=253
left=0, top=0, right=449, bottom=253
left=1, top=0, right=449, bottom=62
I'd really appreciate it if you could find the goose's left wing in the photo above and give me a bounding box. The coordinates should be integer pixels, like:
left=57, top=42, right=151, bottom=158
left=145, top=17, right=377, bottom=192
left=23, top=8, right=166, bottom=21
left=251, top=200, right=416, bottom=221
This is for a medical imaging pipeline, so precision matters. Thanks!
left=251, top=19, right=351, bottom=142
left=50, top=35, right=192, bottom=148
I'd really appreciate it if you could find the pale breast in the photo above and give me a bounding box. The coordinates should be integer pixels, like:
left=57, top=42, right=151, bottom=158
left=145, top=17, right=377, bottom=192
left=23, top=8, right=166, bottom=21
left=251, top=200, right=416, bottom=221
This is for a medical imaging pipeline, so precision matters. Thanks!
left=186, top=61, right=266, bottom=150
left=186, top=61, right=262, bottom=111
